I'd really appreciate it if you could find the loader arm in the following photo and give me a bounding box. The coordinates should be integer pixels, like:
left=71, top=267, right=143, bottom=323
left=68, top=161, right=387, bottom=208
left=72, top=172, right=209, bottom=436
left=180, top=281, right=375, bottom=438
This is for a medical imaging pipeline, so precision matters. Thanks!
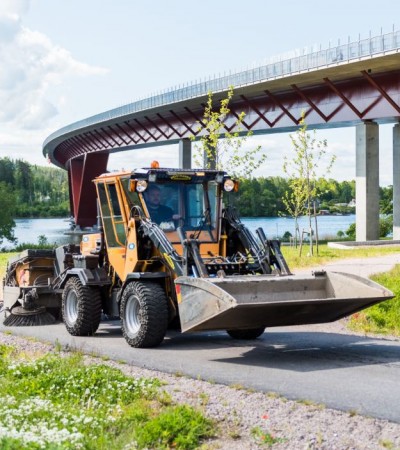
left=223, top=207, right=291, bottom=275
left=138, top=215, right=185, bottom=276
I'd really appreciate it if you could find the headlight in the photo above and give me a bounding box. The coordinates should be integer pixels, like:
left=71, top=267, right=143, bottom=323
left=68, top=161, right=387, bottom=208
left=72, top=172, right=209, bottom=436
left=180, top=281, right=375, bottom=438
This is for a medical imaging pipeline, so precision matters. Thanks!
left=223, top=179, right=235, bottom=192
left=136, top=180, right=148, bottom=192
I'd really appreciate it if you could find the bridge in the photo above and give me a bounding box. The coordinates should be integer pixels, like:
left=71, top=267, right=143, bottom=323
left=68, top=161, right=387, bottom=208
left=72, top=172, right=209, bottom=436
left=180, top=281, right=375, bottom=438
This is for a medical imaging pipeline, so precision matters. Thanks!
left=43, top=30, right=400, bottom=241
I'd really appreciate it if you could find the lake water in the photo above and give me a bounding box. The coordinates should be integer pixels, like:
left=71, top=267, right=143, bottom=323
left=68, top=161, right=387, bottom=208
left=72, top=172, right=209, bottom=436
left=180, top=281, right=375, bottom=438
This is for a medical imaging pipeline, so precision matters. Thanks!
left=2, top=215, right=356, bottom=249
left=243, top=215, right=355, bottom=240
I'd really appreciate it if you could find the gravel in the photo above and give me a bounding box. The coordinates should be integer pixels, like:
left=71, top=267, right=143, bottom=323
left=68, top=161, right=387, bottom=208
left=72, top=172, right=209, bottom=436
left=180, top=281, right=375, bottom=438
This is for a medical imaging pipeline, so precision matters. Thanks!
left=1, top=329, right=400, bottom=450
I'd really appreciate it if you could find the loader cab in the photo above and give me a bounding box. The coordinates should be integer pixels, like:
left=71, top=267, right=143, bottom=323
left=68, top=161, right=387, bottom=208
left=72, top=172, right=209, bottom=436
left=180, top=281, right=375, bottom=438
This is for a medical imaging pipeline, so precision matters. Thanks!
left=93, top=167, right=237, bottom=280
left=123, top=168, right=233, bottom=243
left=140, top=179, right=219, bottom=242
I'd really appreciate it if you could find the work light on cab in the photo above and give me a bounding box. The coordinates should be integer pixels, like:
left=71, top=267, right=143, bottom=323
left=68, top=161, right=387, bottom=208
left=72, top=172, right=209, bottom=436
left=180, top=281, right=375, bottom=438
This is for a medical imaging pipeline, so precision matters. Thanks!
left=223, top=179, right=235, bottom=192
left=136, top=180, right=148, bottom=192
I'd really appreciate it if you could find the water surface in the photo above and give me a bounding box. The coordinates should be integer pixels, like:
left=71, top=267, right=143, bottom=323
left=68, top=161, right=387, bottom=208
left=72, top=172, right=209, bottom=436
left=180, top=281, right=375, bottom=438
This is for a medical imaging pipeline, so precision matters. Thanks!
left=3, top=215, right=356, bottom=249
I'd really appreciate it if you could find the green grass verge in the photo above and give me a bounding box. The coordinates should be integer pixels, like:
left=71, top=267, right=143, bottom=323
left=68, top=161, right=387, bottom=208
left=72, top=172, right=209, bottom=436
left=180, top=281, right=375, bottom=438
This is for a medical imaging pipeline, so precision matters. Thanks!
left=281, top=244, right=400, bottom=270
left=0, top=345, right=214, bottom=449
left=281, top=244, right=400, bottom=336
left=348, top=265, right=400, bottom=336
left=0, top=252, right=17, bottom=281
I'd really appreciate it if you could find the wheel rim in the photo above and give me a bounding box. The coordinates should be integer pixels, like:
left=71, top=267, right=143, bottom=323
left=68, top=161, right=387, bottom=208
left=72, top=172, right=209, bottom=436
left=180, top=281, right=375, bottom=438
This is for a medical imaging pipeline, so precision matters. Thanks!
left=65, top=289, right=78, bottom=324
left=125, top=294, right=141, bottom=335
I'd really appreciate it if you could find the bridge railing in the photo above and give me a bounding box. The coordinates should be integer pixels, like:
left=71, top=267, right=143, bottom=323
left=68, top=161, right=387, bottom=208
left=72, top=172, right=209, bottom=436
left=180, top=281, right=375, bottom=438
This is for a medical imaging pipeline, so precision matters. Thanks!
left=44, top=29, right=400, bottom=148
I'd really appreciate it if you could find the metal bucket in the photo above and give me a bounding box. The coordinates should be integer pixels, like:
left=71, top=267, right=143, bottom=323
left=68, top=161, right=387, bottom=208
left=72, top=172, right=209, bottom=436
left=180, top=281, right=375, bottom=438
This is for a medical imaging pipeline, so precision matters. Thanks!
left=175, top=272, right=394, bottom=333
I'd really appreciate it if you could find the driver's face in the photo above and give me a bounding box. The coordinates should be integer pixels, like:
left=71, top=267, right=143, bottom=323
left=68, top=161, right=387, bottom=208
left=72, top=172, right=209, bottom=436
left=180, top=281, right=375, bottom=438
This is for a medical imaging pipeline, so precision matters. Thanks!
left=147, top=188, right=161, bottom=207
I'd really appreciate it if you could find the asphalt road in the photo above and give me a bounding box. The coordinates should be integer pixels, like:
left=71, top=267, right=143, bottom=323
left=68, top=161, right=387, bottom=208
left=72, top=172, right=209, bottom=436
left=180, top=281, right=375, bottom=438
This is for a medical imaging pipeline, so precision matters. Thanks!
left=2, top=252, right=400, bottom=423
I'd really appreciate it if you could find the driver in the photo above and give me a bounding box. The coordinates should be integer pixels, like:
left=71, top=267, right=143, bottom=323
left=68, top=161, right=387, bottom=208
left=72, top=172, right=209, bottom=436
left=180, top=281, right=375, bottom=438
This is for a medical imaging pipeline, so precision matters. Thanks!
left=145, top=184, right=180, bottom=224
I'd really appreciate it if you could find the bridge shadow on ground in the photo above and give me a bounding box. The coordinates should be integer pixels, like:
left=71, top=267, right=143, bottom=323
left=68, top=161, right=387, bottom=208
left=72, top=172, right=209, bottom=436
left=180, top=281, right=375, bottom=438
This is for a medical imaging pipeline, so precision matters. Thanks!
left=160, top=328, right=400, bottom=373
left=2, top=316, right=400, bottom=374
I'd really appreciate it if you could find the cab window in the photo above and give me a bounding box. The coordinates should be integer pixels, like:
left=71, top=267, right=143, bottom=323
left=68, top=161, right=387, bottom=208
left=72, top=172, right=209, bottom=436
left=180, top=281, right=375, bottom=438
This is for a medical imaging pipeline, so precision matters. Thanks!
left=97, top=182, right=126, bottom=247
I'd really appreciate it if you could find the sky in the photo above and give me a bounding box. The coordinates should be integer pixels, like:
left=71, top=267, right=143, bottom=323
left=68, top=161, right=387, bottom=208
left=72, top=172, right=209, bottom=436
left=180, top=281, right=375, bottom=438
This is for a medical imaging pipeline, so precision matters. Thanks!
left=0, top=0, right=398, bottom=185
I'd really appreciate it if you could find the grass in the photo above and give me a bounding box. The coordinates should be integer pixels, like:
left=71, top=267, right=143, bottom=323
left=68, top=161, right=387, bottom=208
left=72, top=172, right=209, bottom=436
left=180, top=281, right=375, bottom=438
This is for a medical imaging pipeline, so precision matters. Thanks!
left=0, top=344, right=214, bottom=449
left=348, top=265, right=400, bottom=336
left=251, top=426, right=286, bottom=447
left=0, top=252, right=17, bottom=281
left=281, top=243, right=400, bottom=270
left=280, top=244, right=400, bottom=336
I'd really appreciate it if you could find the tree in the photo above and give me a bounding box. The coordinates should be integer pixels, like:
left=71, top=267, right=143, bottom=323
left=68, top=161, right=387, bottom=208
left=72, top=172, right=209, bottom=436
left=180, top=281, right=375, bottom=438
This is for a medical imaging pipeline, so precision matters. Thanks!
left=191, top=86, right=267, bottom=179
left=283, top=112, right=335, bottom=254
left=282, top=178, right=308, bottom=247
left=0, top=157, right=69, bottom=219
left=380, top=185, right=393, bottom=215
left=0, top=157, right=15, bottom=186
left=0, top=182, right=16, bottom=245
left=15, top=160, right=33, bottom=205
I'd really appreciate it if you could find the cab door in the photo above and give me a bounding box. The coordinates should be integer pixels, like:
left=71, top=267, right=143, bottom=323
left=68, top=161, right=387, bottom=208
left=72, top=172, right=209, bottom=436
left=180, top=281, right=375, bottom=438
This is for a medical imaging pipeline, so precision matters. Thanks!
left=96, top=181, right=129, bottom=279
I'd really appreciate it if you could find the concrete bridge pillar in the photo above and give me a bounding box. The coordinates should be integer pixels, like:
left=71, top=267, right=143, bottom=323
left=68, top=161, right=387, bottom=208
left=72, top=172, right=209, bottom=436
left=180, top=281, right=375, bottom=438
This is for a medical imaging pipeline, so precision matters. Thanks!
left=356, top=121, right=380, bottom=241
left=204, top=149, right=216, bottom=170
left=179, top=139, right=192, bottom=168
left=393, top=123, right=400, bottom=239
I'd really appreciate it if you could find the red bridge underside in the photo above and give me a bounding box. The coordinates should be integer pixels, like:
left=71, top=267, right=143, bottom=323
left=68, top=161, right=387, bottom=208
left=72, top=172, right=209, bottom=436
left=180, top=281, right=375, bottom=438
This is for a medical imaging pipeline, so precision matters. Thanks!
left=55, top=68, right=400, bottom=227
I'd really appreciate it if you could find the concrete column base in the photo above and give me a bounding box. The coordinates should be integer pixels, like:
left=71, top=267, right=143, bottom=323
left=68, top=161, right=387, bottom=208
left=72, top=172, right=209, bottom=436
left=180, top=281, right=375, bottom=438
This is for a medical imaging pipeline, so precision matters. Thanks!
left=393, top=124, right=400, bottom=239
left=179, top=139, right=192, bottom=169
left=355, top=122, right=380, bottom=241
left=203, top=148, right=216, bottom=169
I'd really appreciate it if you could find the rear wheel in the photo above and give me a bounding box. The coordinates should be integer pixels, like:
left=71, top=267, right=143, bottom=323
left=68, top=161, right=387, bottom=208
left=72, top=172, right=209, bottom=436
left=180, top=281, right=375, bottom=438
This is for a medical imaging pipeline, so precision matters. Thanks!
left=226, top=327, right=265, bottom=340
left=62, top=277, right=102, bottom=336
left=121, top=281, right=168, bottom=348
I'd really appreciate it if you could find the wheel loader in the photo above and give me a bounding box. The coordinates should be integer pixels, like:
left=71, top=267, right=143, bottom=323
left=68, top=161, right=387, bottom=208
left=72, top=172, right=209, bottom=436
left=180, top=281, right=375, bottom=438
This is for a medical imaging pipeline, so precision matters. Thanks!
left=1, top=164, right=394, bottom=348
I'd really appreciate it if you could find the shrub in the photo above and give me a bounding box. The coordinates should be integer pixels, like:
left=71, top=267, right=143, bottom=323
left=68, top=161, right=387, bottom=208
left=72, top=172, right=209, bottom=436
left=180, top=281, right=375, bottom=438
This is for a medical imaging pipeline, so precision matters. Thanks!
left=346, top=216, right=393, bottom=239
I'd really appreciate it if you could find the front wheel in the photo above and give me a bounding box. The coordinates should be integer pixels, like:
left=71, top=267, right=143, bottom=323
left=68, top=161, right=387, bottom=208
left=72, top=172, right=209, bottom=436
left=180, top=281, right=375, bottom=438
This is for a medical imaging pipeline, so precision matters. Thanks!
left=121, top=281, right=168, bottom=348
left=226, top=327, right=265, bottom=340
left=62, top=277, right=102, bottom=336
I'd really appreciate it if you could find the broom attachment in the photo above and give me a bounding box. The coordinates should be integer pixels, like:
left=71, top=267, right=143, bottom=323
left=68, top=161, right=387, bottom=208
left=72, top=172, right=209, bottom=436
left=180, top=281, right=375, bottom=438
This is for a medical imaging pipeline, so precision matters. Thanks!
left=3, top=288, right=55, bottom=327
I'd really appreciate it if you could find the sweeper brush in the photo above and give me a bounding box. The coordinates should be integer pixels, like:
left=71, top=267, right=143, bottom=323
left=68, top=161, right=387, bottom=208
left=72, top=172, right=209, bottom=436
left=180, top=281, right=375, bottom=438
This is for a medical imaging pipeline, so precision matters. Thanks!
left=3, top=305, right=55, bottom=326
left=3, top=286, right=56, bottom=326
left=2, top=249, right=59, bottom=327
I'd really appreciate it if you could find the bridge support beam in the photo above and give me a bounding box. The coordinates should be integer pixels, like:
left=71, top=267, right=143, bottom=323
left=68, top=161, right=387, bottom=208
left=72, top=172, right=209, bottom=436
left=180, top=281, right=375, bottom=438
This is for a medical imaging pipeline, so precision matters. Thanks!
left=69, top=152, right=109, bottom=228
left=179, top=139, right=192, bottom=168
left=355, top=122, right=380, bottom=241
left=204, top=149, right=216, bottom=169
left=393, top=124, right=400, bottom=239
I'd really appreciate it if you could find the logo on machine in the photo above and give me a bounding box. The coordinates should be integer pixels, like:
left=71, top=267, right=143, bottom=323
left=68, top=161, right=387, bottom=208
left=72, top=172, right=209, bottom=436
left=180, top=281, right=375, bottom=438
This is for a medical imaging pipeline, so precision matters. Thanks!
left=170, top=175, right=191, bottom=181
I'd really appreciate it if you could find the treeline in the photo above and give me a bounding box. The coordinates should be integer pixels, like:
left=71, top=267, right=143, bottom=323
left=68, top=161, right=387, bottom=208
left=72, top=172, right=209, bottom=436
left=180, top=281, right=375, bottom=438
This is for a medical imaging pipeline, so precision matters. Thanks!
left=233, top=177, right=355, bottom=217
left=0, top=158, right=69, bottom=217
left=232, top=177, right=392, bottom=217
left=0, top=157, right=394, bottom=219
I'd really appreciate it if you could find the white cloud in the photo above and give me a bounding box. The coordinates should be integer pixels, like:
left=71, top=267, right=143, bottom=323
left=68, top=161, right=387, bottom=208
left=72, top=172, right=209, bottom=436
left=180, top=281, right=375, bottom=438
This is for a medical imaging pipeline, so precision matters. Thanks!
left=0, top=0, right=30, bottom=17
left=0, top=23, right=108, bottom=129
left=0, top=0, right=108, bottom=162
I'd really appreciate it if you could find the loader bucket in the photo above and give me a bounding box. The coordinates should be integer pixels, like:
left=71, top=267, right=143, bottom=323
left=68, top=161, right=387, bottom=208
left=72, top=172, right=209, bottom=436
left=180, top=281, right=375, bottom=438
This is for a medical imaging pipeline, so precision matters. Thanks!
left=175, top=272, right=394, bottom=333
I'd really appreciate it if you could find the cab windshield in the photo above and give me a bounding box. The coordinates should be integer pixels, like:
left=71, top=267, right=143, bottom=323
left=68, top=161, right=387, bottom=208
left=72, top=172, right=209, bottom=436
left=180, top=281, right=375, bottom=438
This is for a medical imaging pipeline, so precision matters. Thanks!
left=142, top=181, right=219, bottom=241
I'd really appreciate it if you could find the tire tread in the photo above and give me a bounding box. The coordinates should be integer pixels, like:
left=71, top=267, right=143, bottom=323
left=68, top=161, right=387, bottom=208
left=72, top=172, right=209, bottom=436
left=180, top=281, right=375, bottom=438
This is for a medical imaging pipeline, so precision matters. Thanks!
left=62, top=277, right=102, bottom=336
left=121, top=281, right=168, bottom=348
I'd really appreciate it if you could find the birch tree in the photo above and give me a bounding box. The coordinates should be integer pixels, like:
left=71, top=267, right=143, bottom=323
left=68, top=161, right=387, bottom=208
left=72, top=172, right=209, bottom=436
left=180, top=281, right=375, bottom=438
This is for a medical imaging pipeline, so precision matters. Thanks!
left=283, top=112, right=335, bottom=255
left=191, top=86, right=267, bottom=179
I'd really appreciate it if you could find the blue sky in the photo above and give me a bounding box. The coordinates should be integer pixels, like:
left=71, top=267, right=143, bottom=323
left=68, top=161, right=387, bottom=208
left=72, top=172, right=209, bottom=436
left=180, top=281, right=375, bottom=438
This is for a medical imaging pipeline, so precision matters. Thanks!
left=0, top=0, right=398, bottom=184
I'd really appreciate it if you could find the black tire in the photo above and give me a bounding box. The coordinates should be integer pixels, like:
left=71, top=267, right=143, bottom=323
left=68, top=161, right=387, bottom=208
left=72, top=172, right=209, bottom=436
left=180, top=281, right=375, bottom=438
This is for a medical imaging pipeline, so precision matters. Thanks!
left=62, top=277, right=102, bottom=336
left=121, top=281, right=168, bottom=348
left=226, top=327, right=265, bottom=340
